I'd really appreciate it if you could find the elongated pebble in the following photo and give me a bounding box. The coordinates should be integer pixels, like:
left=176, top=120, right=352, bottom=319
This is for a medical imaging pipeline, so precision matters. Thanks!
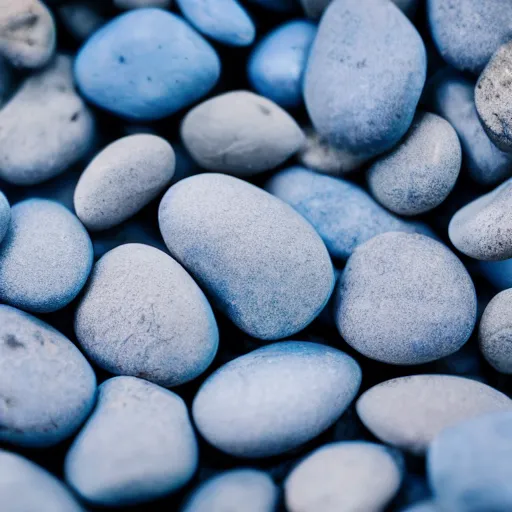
left=159, top=174, right=334, bottom=340
left=0, top=449, right=84, bottom=512
left=285, top=442, right=402, bottom=512
left=74, top=134, right=175, bottom=231
left=0, top=190, right=10, bottom=244
left=181, top=91, right=304, bottom=176
left=65, top=376, right=198, bottom=506
left=181, top=469, right=278, bottom=512
left=0, top=199, right=93, bottom=313
left=193, top=342, right=361, bottom=458
left=335, top=232, right=477, bottom=365
left=356, top=375, right=512, bottom=454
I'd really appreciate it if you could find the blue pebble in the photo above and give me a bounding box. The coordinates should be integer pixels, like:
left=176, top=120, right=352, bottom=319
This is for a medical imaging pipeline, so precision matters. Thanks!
left=75, top=8, right=221, bottom=120
left=428, top=411, right=512, bottom=511
left=65, top=376, right=198, bottom=506
left=0, top=199, right=93, bottom=313
left=479, top=259, right=512, bottom=291
left=0, top=305, right=96, bottom=447
left=0, top=449, right=84, bottom=512
left=192, top=342, right=362, bottom=458
left=248, top=20, right=316, bottom=108
left=304, top=0, right=426, bottom=157
left=176, top=0, right=255, bottom=47
left=265, top=167, right=429, bottom=261
left=0, top=190, right=10, bottom=244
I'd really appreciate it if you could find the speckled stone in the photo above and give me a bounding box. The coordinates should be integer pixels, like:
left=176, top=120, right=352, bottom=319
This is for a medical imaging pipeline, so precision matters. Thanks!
left=0, top=305, right=96, bottom=447
left=74, top=134, right=175, bottom=231
left=114, top=0, right=172, bottom=8
left=304, top=0, right=426, bottom=157
left=356, top=375, right=512, bottom=455
left=193, top=342, right=361, bottom=458
left=265, top=167, right=429, bottom=261
left=0, top=190, right=10, bottom=244
left=159, top=174, right=334, bottom=340
left=335, top=232, right=477, bottom=365
left=0, top=54, right=96, bottom=185
left=75, top=243, right=218, bottom=387
left=65, top=376, right=198, bottom=507
left=0, top=199, right=93, bottom=313
left=479, top=290, right=512, bottom=373
left=449, top=178, right=512, bottom=260
left=428, top=411, right=512, bottom=511
left=0, top=449, right=84, bottom=512
left=181, top=91, right=304, bottom=176
left=367, top=112, right=461, bottom=216
left=427, top=0, right=512, bottom=74
left=59, top=1, right=106, bottom=41
left=181, top=469, right=278, bottom=512
left=285, top=442, right=403, bottom=512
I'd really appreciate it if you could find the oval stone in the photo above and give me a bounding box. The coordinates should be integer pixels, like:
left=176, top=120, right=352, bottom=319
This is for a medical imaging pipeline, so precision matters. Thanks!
left=304, top=0, right=426, bottom=157
left=192, top=342, right=361, bottom=458
left=356, top=375, right=512, bottom=454
left=65, top=376, right=198, bottom=506
left=159, top=174, right=334, bottom=340
left=0, top=190, right=10, bottom=244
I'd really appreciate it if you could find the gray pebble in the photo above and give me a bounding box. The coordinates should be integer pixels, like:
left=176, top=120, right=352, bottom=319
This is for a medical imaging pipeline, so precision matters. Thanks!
left=59, top=1, right=106, bottom=41
left=0, top=190, right=10, bottom=244
left=181, top=91, right=304, bottom=176
left=0, top=54, right=96, bottom=185
left=367, top=112, right=461, bottom=216
left=335, top=232, right=477, bottom=365
left=74, top=134, right=175, bottom=231
left=449, top=178, right=512, bottom=260
left=356, top=374, right=512, bottom=455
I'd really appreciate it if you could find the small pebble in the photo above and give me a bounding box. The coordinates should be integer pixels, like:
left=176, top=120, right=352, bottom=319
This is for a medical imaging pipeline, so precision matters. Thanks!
left=74, top=134, right=175, bottom=231
left=181, top=91, right=305, bottom=176
left=75, top=243, right=218, bottom=387
left=0, top=199, right=93, bottom=313
left=59, top=1, right=106, bottom=41
left=0, top=305, right=96, bottom=447
left=0, top=449, right=84, bottom=512
left=304, top=0, right=426, bottom=157
left=181, top=469, right=278, bottom=512
left=449, top=178, right=512, bottom=260
left=0, top=190, right=10, bottom=244
left=248, top=20, right=316, bottom=108
left=0, top=54, right=96, bottom=186
left=75, top=8, right=220, bottom=120
left=159, top=173, right=334, bottom=340
left=115, top=0, right=172, bottom=8
left=192, top=342, right=361, bottom=458
left=367, top=112, right=461, bottom=216
left=335, top=232, right=477, bottom=365
left=284, top=442, right=403, bottom=512
left=65, top=376, right=198, bottom=506
left=356, top=374, right=512, bottom=454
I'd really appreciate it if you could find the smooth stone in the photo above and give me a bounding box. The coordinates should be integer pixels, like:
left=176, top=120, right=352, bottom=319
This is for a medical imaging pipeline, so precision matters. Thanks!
left=176, top=0, right=255, bottom=47
left=428, top=68, right=512, bottom=186
left=356, top=374, right=512, bottom=455
left=285, top=442, right=402, bottom=512
left=0, top=449, right=84, bottom=512
left=0, top=0, right=56, bottom=68
left=59, top=1, right=106, bottom=41
left=427, top=0, right=512, bottom=74
left=265, top=167, right=428, bottom=261
left=476, top=41, right=512, bottom=153
left=115, top=0, right=172, bottom=7
left=335, top=232, right=477, bottom=365
left=367, top=112, right=461, bottom=216
left=449, top=178, right=512, bottom=260
left=479, top=289, right=512, bottom=373
left=248, top=20, right=316, bottom=108
left=75, top=243, right=218, bottom=387
left=65, top=376, right=198, bottom=506
left=159, top=174, right=334, bottom=340
left=181, top=91, right=304, bottom=176
left=0, top=199, right=93, bottom=313
left=247, top=0, right=297, bottom=11
left=0, top=305, right=96, bottom=447
left=304, top=0, right=426, bottom=157
left=0, top=190, right=10, bottom=244
left=181, top=469, right=278, bottom=512
left=75, top=8, right=220, bottom=121
left=193, top=342, right=361, bottom=458
left=428, top=411, right=512, bottom=511
left=74, top=134, right=175, bottom=231
left=479, top=259, right=512, bottom=291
